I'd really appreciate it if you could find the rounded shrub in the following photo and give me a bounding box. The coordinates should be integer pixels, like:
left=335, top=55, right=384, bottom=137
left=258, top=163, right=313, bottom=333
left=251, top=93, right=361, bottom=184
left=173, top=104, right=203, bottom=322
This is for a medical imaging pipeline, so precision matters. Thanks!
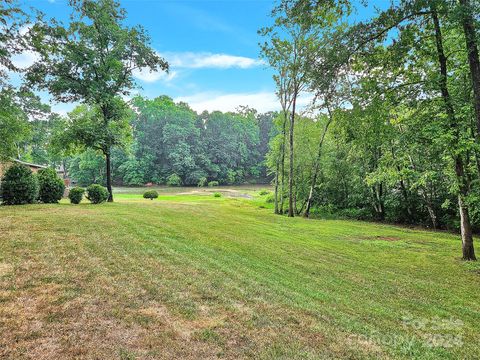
left=213, top=192, right=222, bottom=198
left=208, top=181, right=219, bottom=187
left=37, top=168, right=65, bottom=203
left=86, top=184, right=109, bottom=204
left=0, top=163, right=38, bottom=205
left=68, top=187, right=85, bottom=204
left=143, top=190, right=159, bottom=200
left=259, top=190, right=270, bottom=196
left=166, top=173, right=182, bottom=186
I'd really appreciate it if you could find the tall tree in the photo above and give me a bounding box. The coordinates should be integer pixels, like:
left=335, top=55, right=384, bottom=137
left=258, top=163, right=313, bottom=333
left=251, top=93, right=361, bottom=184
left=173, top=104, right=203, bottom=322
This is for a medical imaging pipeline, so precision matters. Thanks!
left=274, top=0, right=478, bottom=259
left=431, top=6, right=475, bottom=260
left=260, top=3, right=316, bottom=217
left=27, top=0, right=168, bottom=201
left=458, top=0, right=480, bottom=155
left=303, top=104, right=333, bottom=218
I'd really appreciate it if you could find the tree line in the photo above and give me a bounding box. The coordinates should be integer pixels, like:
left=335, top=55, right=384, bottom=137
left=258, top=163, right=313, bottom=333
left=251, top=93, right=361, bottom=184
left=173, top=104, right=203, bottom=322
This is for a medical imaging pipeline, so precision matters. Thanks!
left=261, top=0, right=480, bottom=260
left=22, top=97, right=275, bottom=187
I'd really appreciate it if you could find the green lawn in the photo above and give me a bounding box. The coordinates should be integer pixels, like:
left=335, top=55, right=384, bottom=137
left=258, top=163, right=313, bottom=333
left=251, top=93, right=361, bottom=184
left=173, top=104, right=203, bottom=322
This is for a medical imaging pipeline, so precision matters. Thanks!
left=0, top=190, right=479, bottom=359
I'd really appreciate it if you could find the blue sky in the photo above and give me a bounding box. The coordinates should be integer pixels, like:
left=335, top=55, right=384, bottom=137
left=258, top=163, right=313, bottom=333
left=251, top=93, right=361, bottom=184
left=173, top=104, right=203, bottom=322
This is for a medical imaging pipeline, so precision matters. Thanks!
left=17, top=0, right=278, bottom=114
left=14, top=0, right=386, bottom=114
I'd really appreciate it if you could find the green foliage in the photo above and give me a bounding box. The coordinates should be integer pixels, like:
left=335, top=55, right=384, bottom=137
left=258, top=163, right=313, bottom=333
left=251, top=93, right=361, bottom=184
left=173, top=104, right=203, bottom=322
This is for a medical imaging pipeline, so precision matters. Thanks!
left=166, top=173, right=182, bottom=187
left=197, top=177, right=207, bottom=187
left=58, top=103, right=132, bottom=156
left=0, top=163, right=38, bottom=205
left=37, top=168, right=65, bottom=203
left=117, top=158, right=145, bottom=186
left=28, top=0, right=167, bottom=106
left=27, top=0, right=168, bottom=201
left=68, top=187, right=85, bottom=204
left=20, top=115, right=63, bottom=166
left=68, top=149, right=106, bottom=186
left=259, top=190, right=270, bottom=196
left=0, top=89, right=30, bottom=160
left=262, top=0, right=480, bottom=244
left=86, top=184, right=109, bottom=204
left=126, top=96, right=274, bottom=186
left=208, top=181, right=219, bottom=187
left=143, top=190, right=158, bottom=200
left=265, top=194, right=275, bottom=204
left=213, top=192, right=222, bottom=198
left=53, top=96, right=276, bottom=188
left=0, top=0, right=28, bottom=83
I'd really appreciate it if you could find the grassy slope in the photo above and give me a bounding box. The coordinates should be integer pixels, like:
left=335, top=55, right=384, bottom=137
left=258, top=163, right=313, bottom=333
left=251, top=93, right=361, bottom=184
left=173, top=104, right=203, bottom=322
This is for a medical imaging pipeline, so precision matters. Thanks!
left=0, top=192, right=479, bottom=359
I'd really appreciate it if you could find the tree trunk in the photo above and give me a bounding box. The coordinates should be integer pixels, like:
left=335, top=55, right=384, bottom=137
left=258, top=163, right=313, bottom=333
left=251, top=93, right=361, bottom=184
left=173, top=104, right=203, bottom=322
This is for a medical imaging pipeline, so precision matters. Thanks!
left=304, top=171, right=318, bottom=218
left=373, top=183, right=385, bottom=221
left=304, top=115, right=332, bottom=218
left=274, top=157, right=280, bottom=214
left=293, top=186, right=298, bottom=214
left=105, top=150, right=113, bottom=202
left=62, top=159, right=68, bottom=179
left=297, top=198, right=307, bottom=215
left=459, top=0, right=480, bottom=141
left=456, top=157, right=476, bottom=260
left=425, top=200, right=438, bottom=230
left=432, top=8, right=475, bottom=260
left=288, top=90, right=297, bottom=218
left=279, top=113, right=288, bottom=214
left=459, top=196, right=475, bottom=260
left=399, top=177, right=413, bottom=218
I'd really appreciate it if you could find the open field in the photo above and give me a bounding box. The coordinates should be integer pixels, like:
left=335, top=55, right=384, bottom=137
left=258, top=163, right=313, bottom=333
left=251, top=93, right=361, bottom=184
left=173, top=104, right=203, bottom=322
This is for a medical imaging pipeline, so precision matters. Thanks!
left=0, top=189, right=479, bottom=359
left=112, top=184, right=269, bottom=199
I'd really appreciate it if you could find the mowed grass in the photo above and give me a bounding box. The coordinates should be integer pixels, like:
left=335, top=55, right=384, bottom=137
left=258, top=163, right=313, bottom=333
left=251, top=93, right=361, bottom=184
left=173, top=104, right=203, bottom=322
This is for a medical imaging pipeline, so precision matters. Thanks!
left=0, top=190, right=479, bottom=359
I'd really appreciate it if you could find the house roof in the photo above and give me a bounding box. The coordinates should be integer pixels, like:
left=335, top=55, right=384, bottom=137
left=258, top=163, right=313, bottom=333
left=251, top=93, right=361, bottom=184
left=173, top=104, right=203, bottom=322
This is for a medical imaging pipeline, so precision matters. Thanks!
left=13, top=159, right=48, bottom=169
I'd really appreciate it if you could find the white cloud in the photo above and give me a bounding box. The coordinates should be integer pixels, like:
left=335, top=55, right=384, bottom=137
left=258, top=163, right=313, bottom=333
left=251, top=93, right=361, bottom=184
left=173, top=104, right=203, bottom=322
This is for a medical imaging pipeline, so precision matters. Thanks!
left=174, top=91, right=312, bottom=113
left=10, top=50, right=39, bottom=69
left=132, top=51, right=263, bottom=83
left=164, top=52, right=264, bottom=69
left=133, top=68, right=177, bottom=83
left=50, top=102, right=77, bottom=116
left=7, top=26, right=38, bottom=70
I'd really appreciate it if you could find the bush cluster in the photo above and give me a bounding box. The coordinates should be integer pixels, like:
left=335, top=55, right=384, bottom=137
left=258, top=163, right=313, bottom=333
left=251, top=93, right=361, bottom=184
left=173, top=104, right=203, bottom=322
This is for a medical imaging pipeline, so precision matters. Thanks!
left=213, top=192, right=222, bottom=198
left=259, top=190, right=270, bottom=196
left=1, top=164, right=39, bottom=205
left=167, top=173, right=182, bottom=186
left=68, top=187, right=85, bottom=204
left=143, top=190, right=159, bottom=200
left=0, top=164, right=115, bottom=207
left=208, top=181, right=219, bottom=187
left=86, top=184, right=109, bottom=204
left=37, top=168, right=65, bottom=203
